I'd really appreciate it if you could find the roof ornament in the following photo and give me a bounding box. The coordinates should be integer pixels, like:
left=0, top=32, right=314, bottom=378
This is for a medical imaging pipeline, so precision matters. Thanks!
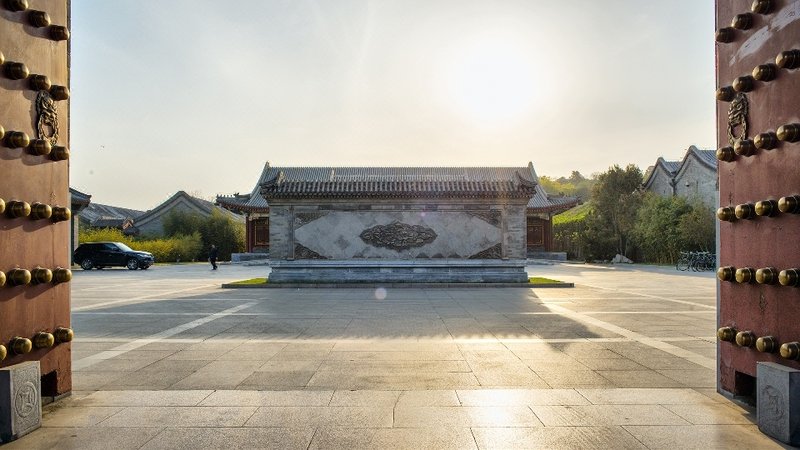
left=515, top=171, right=536, bottom=188
left=261, top=170, right=283, bottom=188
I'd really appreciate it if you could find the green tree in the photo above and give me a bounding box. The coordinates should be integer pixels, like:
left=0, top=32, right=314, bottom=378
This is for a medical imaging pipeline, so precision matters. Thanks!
left=589, top=164, right=643, bottom=258
left=568, top=170, right=586, bottom=184
left=163, top=209, right=204, bottom=237
left=540, top=171, right=595, bottom=200
left=553, top=202, right=590, bottom=260
left=632, top=193, right=691, bottom=263
left=678, top=200, right=715, bottom=251
left=198, top=210, right=245, bottom=260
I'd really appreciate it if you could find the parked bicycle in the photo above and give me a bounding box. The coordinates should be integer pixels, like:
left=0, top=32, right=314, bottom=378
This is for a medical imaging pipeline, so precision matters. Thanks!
left=676, top=251, right=716, bottom=272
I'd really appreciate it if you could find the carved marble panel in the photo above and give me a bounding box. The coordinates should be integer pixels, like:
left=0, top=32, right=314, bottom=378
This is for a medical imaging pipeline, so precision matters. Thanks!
left=359, top=221, right=437, bottom=251
left=293, top=211, right=502, bottom=259
left=469, top=243, right=502, bottom=259
left=294, top=243, right=326, bottom=260
left=466, top=210, right=502, bottom=227
left=295, top=211, right=329, bottom=228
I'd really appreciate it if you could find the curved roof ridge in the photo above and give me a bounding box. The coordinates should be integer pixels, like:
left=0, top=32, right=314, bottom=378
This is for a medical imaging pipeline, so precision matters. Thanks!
left=643, top=157, right=680, bottom=189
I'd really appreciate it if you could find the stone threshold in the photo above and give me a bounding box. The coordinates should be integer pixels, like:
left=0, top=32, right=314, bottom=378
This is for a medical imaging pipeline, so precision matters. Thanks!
left=222, top=282, right=574, bottom=289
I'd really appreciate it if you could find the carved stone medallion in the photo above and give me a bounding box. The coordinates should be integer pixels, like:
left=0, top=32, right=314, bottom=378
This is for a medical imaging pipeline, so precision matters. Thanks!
left=36, top=91, right=59, bottom=146
left=727, top=92, right=748, bottom=146
left=359, top=221, right=437, bottom=251
left=14, top=382, right=37, bottom=419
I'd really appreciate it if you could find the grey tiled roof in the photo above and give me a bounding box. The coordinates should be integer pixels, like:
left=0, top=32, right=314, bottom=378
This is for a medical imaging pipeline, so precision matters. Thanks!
left=260, top=166, right=537, bottom=199
left=79, top=203, right=145, bottom=227
left=643, top=145, right=718, bottom=191
left=691, top=148, right=717, bottom=169
left=69, top=187, right=91, bottom=205
left=526, top=181, right=579, bottom=213
left=661, top=159, right=681, bottom=174
left=136, top=191, right=244, bottom=225
left=216, top=163, right=272, bottom=212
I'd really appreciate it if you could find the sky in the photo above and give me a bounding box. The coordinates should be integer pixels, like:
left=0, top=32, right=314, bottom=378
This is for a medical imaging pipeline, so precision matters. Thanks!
left=70, top=0, right=717, bottom=210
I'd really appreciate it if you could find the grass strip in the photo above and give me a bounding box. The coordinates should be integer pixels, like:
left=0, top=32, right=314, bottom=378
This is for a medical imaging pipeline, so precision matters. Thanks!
left=228, top=277, right=268, bottom=285
left=529, top=277, right=563, bottom=284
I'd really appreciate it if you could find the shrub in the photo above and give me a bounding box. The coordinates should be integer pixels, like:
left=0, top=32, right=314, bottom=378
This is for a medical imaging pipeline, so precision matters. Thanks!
left=553, top=203, right=590, bottom=260
left=632, top=193, right=691, bottom=264
left=631, top=194, right=716, bottom=264
left=161, top=209, right=244, bottom=261
left=678, top=200, right=715, bottom=251
left=78, top=228, right=135, bottom=247
left=199, top=210, right=245, bottom=260
left=78, top=228, right=202, bottom=263
left=132, top=233, right=202, bottom=262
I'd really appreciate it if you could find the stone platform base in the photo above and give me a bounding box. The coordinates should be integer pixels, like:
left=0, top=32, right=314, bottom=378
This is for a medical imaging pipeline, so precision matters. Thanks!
left=268, top=259, right=528, bottom=284
left=231, top=252, right=269, bottom=263
left=527, top=251, right=567, bottom=261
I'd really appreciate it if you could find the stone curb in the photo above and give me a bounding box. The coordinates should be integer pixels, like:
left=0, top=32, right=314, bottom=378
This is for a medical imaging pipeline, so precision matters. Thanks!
left=221, top=282, right=574, bottom=289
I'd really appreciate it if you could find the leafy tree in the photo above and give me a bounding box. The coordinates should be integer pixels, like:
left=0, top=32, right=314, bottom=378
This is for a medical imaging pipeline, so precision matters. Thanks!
left=590, top=164, right=643, bottom=257
left=678, top=200, right=715, bottom=251
left=198, top=209, right=245, bottom=260
left=632, top=193, right=691, bottom=263
left=163, top=209, right=204, bottom=237
left=540, top=171, right=595, bottom=200
left=553, top=202, right=590, bottom=260
left=568, top=171, right=586, bottom=184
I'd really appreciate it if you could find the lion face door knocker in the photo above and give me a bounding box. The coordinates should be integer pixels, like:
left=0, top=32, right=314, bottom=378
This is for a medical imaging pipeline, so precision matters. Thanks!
left=728, top=92, right=748, bottom=146
left=36, top=90, right=59, bottom=146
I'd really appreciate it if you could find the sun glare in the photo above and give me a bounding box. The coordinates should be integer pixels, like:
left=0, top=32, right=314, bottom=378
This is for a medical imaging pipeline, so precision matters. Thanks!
left=443, top=37, right=540, bottom=125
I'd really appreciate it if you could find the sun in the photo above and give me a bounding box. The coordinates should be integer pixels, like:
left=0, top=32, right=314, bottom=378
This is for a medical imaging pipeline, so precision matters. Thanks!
left=442, top=37, right=540, bottom=125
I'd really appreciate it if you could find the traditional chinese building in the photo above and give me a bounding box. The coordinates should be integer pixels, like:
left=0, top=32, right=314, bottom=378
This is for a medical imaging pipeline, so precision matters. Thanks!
left=216, top=164, right=271, bottom=257
left=525, top=170, right=579, bottom=256
left=220, top=164, right=547, bottom=282
left=132, top=191, right=242, bottom=237
left=218, top=162, right=576, bottom=261
left=643, top=145, right=718, bottom=208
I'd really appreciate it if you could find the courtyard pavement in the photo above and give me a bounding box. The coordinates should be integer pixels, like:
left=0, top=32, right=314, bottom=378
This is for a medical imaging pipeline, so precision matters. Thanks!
left=6, top=262, right=792, bottom=449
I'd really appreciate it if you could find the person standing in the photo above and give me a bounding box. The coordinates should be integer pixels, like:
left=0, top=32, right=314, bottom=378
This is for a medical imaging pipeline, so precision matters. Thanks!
left=209, top=244, right=218, bottom=270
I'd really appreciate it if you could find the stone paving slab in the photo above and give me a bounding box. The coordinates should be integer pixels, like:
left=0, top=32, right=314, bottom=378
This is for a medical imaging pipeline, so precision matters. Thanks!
left=4, top=264, right=790, bottom=448
left=14, top=389, right=787, bottom=448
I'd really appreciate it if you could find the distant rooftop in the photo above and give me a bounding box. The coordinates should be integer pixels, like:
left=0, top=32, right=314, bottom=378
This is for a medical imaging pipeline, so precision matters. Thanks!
left=259, top=165, right=537, bottom=200
left=218, top=162, right=583, bottom=212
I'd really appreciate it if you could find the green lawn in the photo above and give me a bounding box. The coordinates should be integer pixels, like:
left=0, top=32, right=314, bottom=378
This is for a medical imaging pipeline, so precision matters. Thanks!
left=228, top=277, right=268, bottom=285
left=528, top=277, right=564, bottom=284
left=227, top=277, right=565, bottom=285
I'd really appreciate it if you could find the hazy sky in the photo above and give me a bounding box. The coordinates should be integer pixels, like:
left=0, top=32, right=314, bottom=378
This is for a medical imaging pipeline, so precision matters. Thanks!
left=71, top=0, right=716, bottom=210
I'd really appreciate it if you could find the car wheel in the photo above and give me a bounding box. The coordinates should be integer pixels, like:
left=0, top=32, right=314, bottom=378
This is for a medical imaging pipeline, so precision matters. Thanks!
left=126, top=259, right=139, bottom=270
left=80, top=259, right=94, bottom=270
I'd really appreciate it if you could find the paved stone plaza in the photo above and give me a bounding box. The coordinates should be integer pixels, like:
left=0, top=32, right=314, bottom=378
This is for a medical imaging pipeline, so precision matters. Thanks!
left=6, top=263, right=790, bottom=449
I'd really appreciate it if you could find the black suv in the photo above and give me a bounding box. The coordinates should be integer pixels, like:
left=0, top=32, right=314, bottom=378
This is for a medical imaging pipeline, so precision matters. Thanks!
left=73, top=242, right=155, bottom=270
